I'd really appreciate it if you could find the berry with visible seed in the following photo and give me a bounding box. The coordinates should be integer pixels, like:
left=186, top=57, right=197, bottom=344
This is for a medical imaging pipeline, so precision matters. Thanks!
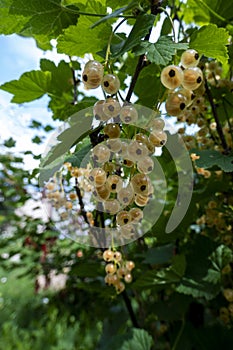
left=103, top=98, right=121, bottom=118
left=161, top=65, right=183, bottom=89
left=102, top=74, right=120, bottom=95
left=181, top=49, right=200, bottom=68
left=182, top=67, right=203, bottom=91
left=120, top=104, right=138, bottom=124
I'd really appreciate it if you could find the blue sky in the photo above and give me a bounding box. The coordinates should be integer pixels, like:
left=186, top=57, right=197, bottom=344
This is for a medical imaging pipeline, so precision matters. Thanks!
left=0, top=35, right=67, bottom=169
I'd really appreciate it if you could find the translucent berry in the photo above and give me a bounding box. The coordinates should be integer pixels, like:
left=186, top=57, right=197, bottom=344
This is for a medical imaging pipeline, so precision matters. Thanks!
left=150, top=118, right=165, bottom=131
left=104, top=199, right=121, bottom=214
left=103, top=249, right=114, bottom=262
left=117, top=267, right=128, bottom=278
left=165, top=92, right=187, bottom=116
left=181, top=49, right=200, bottom=68
left=161, top=65, right=183, bottom=89
left=117, top=185, right=134, bottom=206
left=106, top=138, right=122, bottom=153
left=124, top=273, right=133, bottom=283
left=116, top=210, right=131, bottom=226
left=129, top=208, right=143, bottom=222
left=115, top=281, right=125, bottom=293
left=113, top=251, right=122, bottom=262
left=105, top=263, right=117, bottom=274
left=125, top=260, right=135, bottom=271
left=106, top=175, right=123, bottom=193
left=135, top=133, right=149, bottom=145
left=89, top=168, right=106, bottom=187
left=96, top=183, right=110, bottom=201
left=102, top=74, right=120, bottom=95
left=128, top=140, right=148, bottom=161
left=92, top=144, right=110, bottom=164
left=122, top=159, right=134, bottom=168
left=103, top=98, right=121, bottom=118
left=104, top=123, right=121, bottom=139
left=120, top=104, right=138, bottom=124
left=93, top=100, right=109, bottom=121
left=131, top=173, right=152, bottom=196
left=137, top=156, right=154, bottom=174
left=135, top=194, right=149, bottom=207
left=149, top=130, right=167, bottom=147
left=82, top=60, right=103, bottom=89
left=182, top=67, right=203, bottom=91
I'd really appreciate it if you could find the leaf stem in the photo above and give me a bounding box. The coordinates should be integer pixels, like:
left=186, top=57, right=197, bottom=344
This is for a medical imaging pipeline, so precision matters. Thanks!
left=74, top=177, right=89, bottom=225
left=204, top=79, right=229, bottom=153
left=171, top=317, right=185, bottom=350
left=62, top=6, right=135, bottom=19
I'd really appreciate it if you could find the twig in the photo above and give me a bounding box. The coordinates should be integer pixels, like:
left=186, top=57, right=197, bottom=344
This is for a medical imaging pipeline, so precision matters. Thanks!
left=125, top=1, right=164, bottom=102
left=122, top=290, right=140, bottom=328
left=74, top=177, right=89, bottom=225
left=204, top=79, right=229, bottom=153
left=69, top=57, right=78, bottom=104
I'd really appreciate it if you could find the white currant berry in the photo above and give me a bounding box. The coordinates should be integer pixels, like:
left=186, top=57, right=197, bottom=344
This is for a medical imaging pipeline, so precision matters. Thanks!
left=181, top=49, right=200, bottom=68
left=131, top=173, right=151, bottom=196
left=117, top=185, right=134, bottom=206
left=106, top=175, right=123, bottom=193
left=104, top=199, right=121, bottom=214
left=106, top=138, right=122, bottom=153
left=137, top=156, right=154, bottom=174
left=103, top=249, right=114, bottom=262
left=182, top=67, right=203, bottom=91
left=149, top=130, right=167, bottom=147
left=150, top=118, right=165, bottom=131
left=125, top=260, right=135, bottom=271
left=120, top=104, right=138, bottom=124
left=88, top=167, right=106, bottom=187
left=105, top=263, right=117, bottom=274
left=116, top=210, right=131, bottom=226
left=117, top=267, right=128, bottom=279
left=129, top=208, right=143, bottom=223
left=161, top=65, right=183, bottom=89
left=104, top=123, right=121, bottom=139
left=128, top=140, right=148, bottom=161
left=165, top=92, right=187, bottom=116
left=135, top=193, right=149, bottom=207
left=124, top=273, right=133, bottom=283
left=122, top=158, right=135, bottom=168
left=115, top=281, right=125, bottom=293
left=82, top=60, right=104, bottom=89
left=102, top=74, right=120, bottom=95
left=103, top=98, right=121, bottom=118
left=113, top=251, right=122, bottom=262
left=93, top=100, right=110, bottom=121
left=92, top=144, right=110, bottom=164
left=96, top=183, right=110, bottom=201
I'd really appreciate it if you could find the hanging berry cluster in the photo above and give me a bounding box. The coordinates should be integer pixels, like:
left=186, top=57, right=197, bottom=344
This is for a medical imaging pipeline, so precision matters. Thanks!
left=43, top=58, right=168, bottom=293
left=161, top=49, right=203, bottom=117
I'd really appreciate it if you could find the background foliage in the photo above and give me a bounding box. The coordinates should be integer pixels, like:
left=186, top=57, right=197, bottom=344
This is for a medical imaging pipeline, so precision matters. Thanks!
left=0, top=0, right=233, bottom=349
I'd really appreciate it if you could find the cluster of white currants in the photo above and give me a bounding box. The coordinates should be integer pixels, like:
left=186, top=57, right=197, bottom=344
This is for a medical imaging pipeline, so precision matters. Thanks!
left=161, top=49, right=203, bottom=116
left=103, top=249, right=135, bottom=294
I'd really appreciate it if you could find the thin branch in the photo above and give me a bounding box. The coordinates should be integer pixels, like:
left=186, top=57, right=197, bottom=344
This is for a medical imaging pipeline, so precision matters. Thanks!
left=125, top=1, right=164, bottom=102
left=122, top=290, right=140, bottom=328
left=69, top=57, right=78, bottom=104
left=204, top=79, right=229, bottom=153
left=74, top=177, right=89, bottom=225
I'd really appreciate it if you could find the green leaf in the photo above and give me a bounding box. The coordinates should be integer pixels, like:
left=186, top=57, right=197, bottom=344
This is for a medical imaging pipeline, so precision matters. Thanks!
left=57, top=0, right=111, bottom=56
left=91, top=1, right=137, bottom=28
left=134, top=36, right=188, bottom=65
left=0, top=70, right=51, bottom=103
left=112, top=14, right=155, bottom=58
left=0, top=0, right=28, bottom=35
left=134, top=254, right=186, bottom=289
left=40, top=59, right=73, bottom=95
left=120, top=329, right=153, bottom=350
left=176, top=277, right=220, bottom=300
left=4, top=137, right=16, bottom=148
left=210, top=245, right=233, bottom=270
left=134, top=64, right=165, bottom=107
left=190, top=24, right=229, bottom=65
left=9, top=0, right=79, bottom=36
left=40, top=108, right=93, bottom=168
left=193, top=149, right=233, bottom=172
left=65, top=143, right=92, bottom=167
left=143, top=244, right=174, bottom=265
